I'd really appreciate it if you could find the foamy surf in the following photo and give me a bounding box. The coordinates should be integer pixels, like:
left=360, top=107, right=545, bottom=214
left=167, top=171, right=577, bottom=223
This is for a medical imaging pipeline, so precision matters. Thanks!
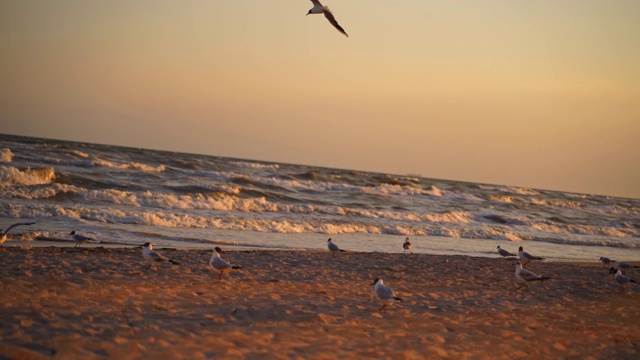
left=0, top=134, right=639, bottom=261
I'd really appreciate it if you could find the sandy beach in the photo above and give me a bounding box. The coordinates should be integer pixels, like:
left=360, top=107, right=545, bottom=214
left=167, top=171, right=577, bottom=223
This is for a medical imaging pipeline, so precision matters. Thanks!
left=1, top=246, right=639, bottom=359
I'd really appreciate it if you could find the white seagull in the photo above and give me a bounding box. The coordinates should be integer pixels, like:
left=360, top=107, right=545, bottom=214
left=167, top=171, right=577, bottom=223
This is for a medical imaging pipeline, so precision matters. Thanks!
left=141, top=242, right=180, bottom=270
left=518, top=246, right=545, bottom=265
left=69, top=230, right=94, bottom=248
left=402, top=237, right=412, bottom=254
left=610, top=267, right=638, bottom=292
left=496, top=245, right=517, bottom=257
left=599, top=256, right=615, bottom=268
left=327, top=238, right=346, bottom=257
left=306, top=0, right=348, bottom=37
left=0, top=222, right=36, bottom=248
left=515, top=261, right=550, bottom=290
left=209, top=247, right=242, bottom=281
left=371, top=278, right=403, bottom=311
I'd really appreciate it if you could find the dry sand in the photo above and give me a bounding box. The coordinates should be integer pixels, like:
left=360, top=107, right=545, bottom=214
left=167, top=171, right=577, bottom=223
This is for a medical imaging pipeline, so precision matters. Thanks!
left=1, top=247, right=639, bottom=359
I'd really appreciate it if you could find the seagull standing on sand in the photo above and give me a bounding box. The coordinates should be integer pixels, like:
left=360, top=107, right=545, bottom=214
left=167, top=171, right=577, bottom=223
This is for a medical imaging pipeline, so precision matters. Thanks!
left=609, top=267, right=638, bottom=292
left=306, top=0, right=348, bottom=37
left=327, top=238, right=346, bottom=257
left=599, top=257, right=615, bottom=268
left=0, top=222, right=36, bottom=248
left=514, top=261, right=550, bottom=290
left=497, top=245, right=517, bottom=257
left=518, top=246, right=545, bottom=265
left=371, top=278, right=403, bottom=311
left=69, top=230, right=94, bottom=248
left=403, top=237, right=412, bottom=254
left=141, top=242, right=181, bottom=270
left=209, top=247, right=236, bottom=281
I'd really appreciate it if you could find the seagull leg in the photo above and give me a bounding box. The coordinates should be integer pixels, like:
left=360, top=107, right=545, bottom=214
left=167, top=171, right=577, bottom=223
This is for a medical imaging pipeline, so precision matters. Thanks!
left=156, top=264, right=160, bottom=271
left=379, top=304, right=386, bottom=312
left=218, top=270, right=224, bottom=281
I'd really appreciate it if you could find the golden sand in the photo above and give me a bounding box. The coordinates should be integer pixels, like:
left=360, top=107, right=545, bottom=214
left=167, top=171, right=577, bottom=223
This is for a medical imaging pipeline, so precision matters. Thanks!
left=1, top=247, right=639, bottom=359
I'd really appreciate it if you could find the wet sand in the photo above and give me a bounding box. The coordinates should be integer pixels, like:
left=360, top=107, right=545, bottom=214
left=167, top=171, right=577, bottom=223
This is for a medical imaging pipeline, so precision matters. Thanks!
left=1, top=247, right=639, bottom=359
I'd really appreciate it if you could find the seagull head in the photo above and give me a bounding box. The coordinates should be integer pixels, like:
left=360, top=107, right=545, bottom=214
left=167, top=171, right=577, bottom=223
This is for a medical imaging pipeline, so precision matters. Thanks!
left=69, top=231, right=76, bottom=235
left=515, top=261, right=522, bottom=266
left=518, top=246, right=523, bottom=251
left=214, top=246, right=224, bottom=254
left=327, top=238, right=332, bottom=243
left=142, top=242, right=152, bottom=248
left=609, top=267, right=618, bottom=275
left=496, top=245, right=501, bottom=249
left=370, top=278, right=381, bottom=286
left=306, top=10, right=312, bottom=16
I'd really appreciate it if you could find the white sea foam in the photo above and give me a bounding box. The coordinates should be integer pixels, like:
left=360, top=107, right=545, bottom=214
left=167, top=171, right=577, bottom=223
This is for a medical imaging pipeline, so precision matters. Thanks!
left=0, top=148, right=13, bottom=162
left=90, top=157, right=165, bottom=172
left=0, top=166, right=55, bottom=186
left=230, top=161, right=280, bottom=170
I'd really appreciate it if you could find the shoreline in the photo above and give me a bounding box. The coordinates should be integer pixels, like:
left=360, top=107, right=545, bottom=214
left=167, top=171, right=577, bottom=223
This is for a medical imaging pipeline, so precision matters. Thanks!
left=1, top=247, right=639, bottom=358
left=6, top=235, right=638, bottom=264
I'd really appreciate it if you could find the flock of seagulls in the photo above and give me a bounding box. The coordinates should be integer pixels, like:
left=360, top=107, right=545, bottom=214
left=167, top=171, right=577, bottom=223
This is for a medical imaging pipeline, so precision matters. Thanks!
left=1, top=221, right=638, bottom=310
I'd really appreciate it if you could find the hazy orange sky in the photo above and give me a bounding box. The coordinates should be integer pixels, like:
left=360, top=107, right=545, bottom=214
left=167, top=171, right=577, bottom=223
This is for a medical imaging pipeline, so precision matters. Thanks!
left=1, top=1, right=639, bottom=198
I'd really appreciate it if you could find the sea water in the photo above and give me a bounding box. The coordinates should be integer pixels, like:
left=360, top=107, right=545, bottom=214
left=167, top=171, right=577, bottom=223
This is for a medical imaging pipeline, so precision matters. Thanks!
left=1, top=134, right=639, bottom=262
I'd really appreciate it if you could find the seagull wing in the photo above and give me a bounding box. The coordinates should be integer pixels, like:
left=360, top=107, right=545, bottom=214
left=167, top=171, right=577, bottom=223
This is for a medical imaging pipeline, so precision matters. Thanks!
left=2, top=222, right=36, bottom=236
left=310, top=0, right=322, bottom=6
left=212, top=256, right=231, bottom=270
left=328, top=242, right=340, bottom=251
left=499, top=248, right=515, bottom=257
left=518, top=268, right=543, bottom=281
left=376, top=284, right=395, bottom=301
left=149, top=249, right=168, bottom=262
left=523, top=251, right=544, bottom=260
left=324, top=11, right=348, bottom=37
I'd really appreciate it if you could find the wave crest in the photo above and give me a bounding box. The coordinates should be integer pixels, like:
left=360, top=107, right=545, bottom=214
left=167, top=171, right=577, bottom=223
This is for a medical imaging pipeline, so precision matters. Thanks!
left=0, top=148, right=13, bottom=162
left=0, top=166, right=55, bottom=186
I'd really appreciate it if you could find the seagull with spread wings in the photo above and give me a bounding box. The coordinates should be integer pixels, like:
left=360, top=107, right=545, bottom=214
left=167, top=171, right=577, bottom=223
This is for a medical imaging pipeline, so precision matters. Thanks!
left=306, top=0, right=348, bottom=37
left=0, top=222, right=36, bottom=248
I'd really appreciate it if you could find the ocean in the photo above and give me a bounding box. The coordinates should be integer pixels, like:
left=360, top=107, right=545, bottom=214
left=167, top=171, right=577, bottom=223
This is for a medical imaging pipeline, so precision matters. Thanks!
left=1, top=133, right=639, bottom=262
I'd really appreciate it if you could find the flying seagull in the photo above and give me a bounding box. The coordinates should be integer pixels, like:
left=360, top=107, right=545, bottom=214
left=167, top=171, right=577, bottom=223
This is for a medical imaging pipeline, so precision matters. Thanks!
left=403, top=237, right=412, bottom=254
left=0, top=222, right=36, bottom=248
left=327, top=238, right=346, bottom=257
left=209, top=246, right=242, bottom=281
left=69, top=230, right=94, bottom=248
left=371, top=278, right=403, bottom=311
left=141, top=242, right=181, bottom=270
left=514, top=261, right=550, bottom=290
left=307, top=0, right=348, bottom=37
left=497, top=245, right=517, bottom=257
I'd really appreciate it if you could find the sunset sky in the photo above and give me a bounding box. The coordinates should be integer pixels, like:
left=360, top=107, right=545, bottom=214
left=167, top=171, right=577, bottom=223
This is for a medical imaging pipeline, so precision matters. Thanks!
left=1, top=1, right=639, bottom=198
